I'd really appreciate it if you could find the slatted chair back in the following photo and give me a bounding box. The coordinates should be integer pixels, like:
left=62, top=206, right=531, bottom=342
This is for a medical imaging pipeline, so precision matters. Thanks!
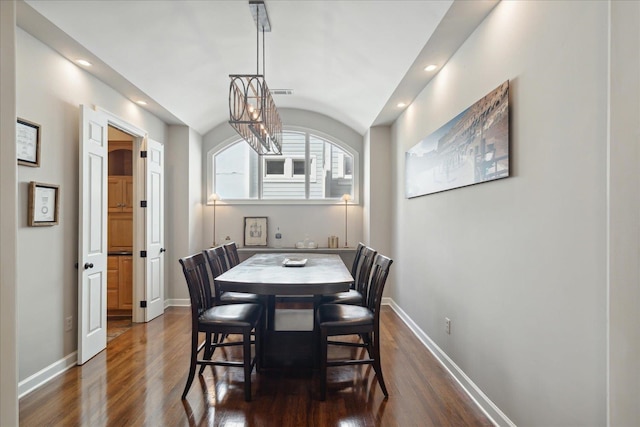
left=223, top=242, right=241, bottom=268
left=365, top=254, right=393, bottom=318
left=202, top=246, right=228, bottom=301
left=354, top=246, right=377, bottom=302
left=179, top=253, right=214, bottom=320
left=350, top=242, right=365, bottom=278
left=223, top=242, right=240, bottom=268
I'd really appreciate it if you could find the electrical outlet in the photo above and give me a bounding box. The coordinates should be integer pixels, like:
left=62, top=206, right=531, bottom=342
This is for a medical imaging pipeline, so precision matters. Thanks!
left=445, top=317, right=451, bottom=335
left=65, top=316, right=73, bottom=332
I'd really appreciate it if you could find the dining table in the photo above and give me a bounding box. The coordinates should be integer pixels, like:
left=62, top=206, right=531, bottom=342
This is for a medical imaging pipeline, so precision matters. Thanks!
left=214, top=252, right=353, bottom=369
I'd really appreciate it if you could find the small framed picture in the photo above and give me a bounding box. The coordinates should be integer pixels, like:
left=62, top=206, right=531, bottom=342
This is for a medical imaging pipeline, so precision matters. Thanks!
left=16, top=118, right=41, bottom=167
left=28, top=182, right=60, bottom=226
left=244, top=216, right=268, bottom=247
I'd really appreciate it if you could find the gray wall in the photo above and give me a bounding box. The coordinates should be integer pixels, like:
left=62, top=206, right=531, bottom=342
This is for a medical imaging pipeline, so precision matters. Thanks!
left=608, top=1, right=640, bottom=425
left=165, top=125, right=204, bottom=303
left=14, top=28, right=169, bottom=388
left=390, top=1, right=637, bottom=425
left=364, top=126, right=392, bottom=268
left=1, top=1, right=19, bottom=424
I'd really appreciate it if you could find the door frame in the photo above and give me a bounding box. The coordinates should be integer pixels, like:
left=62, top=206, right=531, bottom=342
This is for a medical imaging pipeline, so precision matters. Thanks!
left=98, top=107, right=148, bottom=323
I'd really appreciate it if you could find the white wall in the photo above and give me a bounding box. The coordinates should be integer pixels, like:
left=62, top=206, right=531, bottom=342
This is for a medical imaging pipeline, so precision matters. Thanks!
left=200, top=108, right=365, bottom=256
left=15, top=28, right=169, bottom=384
left=0, top=1, right=19, bottom=424
left=391, top=2, right=608, bottom=425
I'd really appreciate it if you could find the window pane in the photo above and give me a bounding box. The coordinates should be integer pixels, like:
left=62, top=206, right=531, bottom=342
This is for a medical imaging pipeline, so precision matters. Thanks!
left=262, top=132, right=306, bottom=199
left=213, top=131, right=354, bottom=201
left=293, top=160, right=305, bottom=175
left=344, top=156, right=353, bottom=176
left=266, top=159, right=285, bottom=175
left=309, top=136, right=354, bottom=199
left=214, top=142, right=258, bottom=199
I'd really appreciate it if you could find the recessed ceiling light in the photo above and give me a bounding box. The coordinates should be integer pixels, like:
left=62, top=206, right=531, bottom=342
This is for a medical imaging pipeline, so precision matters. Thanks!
left=76, top=59, right=92, bottom=67
left=136, top=100, right=148, bottom=106
left=424, top=64, right=437, bottom=72
left=397, top=102, right=407, bottom=108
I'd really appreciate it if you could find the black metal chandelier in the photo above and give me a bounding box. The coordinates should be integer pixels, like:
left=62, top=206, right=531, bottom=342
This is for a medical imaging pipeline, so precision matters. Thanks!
left=229, top=1, right=282, bottom=155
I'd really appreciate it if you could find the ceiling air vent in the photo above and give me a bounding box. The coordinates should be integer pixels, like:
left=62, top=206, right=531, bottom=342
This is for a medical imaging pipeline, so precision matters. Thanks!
left=270, top=89, right=294, bottom=95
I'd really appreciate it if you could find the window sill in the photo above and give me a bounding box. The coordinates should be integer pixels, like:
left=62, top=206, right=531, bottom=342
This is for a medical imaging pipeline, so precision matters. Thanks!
left=206, top=199, right=359, bottom=206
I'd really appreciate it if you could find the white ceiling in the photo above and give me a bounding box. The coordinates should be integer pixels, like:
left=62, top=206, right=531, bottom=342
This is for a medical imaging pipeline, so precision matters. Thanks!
left=18, top=0, right=498, bottom=136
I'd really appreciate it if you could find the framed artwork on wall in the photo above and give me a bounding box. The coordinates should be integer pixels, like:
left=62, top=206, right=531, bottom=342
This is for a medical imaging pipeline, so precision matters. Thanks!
left=244, top=216, right=268, bottom=246
left=28, top=181, right=60, bottom=226
left=405, top=80, right=510, bottom=198
left=16, top=118, right=41, bottom=167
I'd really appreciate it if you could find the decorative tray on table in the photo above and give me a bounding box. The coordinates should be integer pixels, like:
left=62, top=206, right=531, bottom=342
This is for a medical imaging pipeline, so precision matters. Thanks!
left=282, top=257, right=308, bottom=267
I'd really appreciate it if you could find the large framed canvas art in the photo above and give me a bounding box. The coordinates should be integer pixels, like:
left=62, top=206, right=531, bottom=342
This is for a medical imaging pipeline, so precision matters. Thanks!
left=405, top=81, right=509, bottom=198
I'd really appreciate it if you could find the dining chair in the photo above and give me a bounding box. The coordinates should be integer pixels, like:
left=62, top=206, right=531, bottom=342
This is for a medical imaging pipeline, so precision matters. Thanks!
left=315, top=253, right=393, bottom=400
left=223, top=241, right=241, bottom=268
left=203, top=246, right=261, bottom=305
left=321, top=243, right=377, bottom=306
left=179, top=253, right=262, bottom=401
left=351, top=242, right=366, bottom=275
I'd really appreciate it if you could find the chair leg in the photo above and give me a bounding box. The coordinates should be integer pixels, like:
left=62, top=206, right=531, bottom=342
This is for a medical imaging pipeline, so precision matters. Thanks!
left=243, top=329, right=252, bottom=402
left=371, top=330, right=388, bottom=397
left=199, top=332, right=214, bottom=375
left=319, top=328, right=328, bottom=401
left=182, top=330, right=199, bottom=399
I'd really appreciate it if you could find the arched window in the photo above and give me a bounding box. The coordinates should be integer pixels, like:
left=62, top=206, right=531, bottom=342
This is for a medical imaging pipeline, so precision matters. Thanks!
left=210, top=129, right=357, bottom=202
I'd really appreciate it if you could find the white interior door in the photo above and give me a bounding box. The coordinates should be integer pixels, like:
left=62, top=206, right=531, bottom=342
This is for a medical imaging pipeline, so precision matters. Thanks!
left=145, top=138, right=164, bottom=321
left=78, top=105, right=108, bottom=364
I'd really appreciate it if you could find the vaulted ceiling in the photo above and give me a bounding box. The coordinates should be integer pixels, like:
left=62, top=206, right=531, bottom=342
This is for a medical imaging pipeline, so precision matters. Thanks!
left=18, top=0, right=498, bottom=136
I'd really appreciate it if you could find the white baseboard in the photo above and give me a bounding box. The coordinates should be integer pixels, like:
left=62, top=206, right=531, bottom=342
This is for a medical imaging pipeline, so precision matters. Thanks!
left=165, top=298, right=190, bottom=308
left=384, top=298, right=515, bottom=427
left=18, top=351, right=77, bottom=399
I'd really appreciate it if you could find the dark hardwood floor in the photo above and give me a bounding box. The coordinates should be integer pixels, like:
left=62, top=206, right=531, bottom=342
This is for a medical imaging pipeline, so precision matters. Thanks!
left=19, top=306, right=492, bottom=426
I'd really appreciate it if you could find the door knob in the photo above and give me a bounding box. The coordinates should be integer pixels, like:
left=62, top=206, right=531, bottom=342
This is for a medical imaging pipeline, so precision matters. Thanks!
left=160, top=248, right=166, bottom=253
left=84, top=262, right=94, bottom=270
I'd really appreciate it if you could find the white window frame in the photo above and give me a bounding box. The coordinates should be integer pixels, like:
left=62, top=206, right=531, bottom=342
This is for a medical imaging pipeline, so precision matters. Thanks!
left=263, top=155, right=316, bottom=183
left=206, top=127, right=359, bottom=205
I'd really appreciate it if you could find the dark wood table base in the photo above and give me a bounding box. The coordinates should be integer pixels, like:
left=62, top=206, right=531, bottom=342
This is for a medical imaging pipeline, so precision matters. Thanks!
left=262, top=298, right=318, bottom=370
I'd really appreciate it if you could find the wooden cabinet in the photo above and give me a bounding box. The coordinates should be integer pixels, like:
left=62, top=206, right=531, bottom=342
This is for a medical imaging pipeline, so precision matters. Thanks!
left=108, top=176, right=133, bottom=213
left=108, top=140, right=133, bottom=253
left=107, top=255, right=133, bottom=312
left=119, top=256, right=133, bottom=309
left=108, top=175, right=133, bottom=252
left=108, top=213, right=133, bottom=252
left=107, top=256, right=120, bottom=310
